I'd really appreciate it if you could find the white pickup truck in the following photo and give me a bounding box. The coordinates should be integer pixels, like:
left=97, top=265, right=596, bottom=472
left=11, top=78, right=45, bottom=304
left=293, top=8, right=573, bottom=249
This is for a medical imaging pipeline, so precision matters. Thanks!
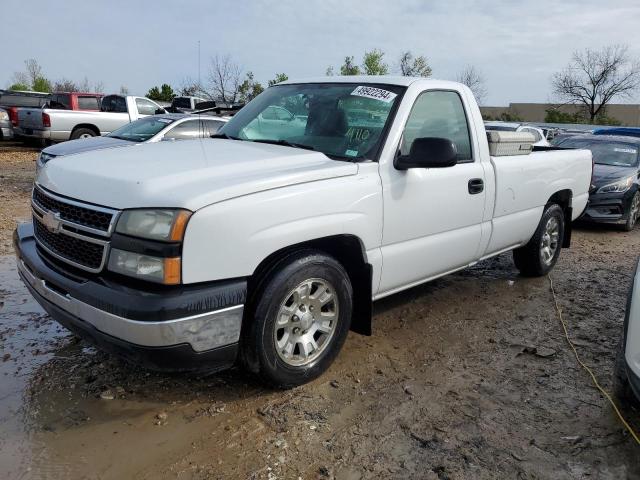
left=14, top=76, right=592, bottom=387
left=16, top=94, right=165, bottom=142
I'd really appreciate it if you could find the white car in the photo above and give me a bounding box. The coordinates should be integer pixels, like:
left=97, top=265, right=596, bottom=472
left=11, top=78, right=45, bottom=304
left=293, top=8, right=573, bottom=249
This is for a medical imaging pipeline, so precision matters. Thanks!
left=36, top=114, right=228, bottom=170
left=15, top=76, right=592, bottom=387
left=485, top=121, right=551, bottom=147
left=615, top=260, right=640, bottom=404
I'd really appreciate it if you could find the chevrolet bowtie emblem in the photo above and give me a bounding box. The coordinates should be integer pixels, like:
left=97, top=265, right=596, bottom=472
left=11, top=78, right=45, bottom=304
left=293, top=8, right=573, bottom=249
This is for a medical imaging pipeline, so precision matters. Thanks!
left=42, top=211, right=62, bottom=233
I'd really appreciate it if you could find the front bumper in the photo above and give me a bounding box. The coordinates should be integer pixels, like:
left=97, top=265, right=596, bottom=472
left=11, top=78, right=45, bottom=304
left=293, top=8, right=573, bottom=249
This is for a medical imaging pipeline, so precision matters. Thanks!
left=580, top=189, right=635, bottom=224
left=14, top=223, right=246, bottom=372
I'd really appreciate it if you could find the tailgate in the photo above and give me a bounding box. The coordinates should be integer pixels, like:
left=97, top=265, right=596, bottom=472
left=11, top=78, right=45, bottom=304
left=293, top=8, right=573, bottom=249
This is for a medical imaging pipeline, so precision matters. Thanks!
left=18, top=108, right=44, bottom=130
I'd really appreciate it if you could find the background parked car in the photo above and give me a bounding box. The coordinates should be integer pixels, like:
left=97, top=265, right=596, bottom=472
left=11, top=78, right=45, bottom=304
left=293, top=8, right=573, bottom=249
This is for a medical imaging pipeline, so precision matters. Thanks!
left=169, top=96, right=208, bottom=113
left=16, top=94, right=165, bottom=143
left=0, top=90, right=50, bottom=138
left=16, top=91, right=103, bottom=143
left=36, top=113, right=228, bottom=169
left=557, top=134, right=640, bottom=230
left=593, top=127, right=640, bottom=138
left=614, top=258, right=640, bottom=406
left=484, top=121, right=550, bottom=147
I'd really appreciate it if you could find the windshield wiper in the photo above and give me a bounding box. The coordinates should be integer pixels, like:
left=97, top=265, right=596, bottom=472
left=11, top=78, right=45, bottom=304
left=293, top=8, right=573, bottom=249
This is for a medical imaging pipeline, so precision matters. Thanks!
left=210, top=133, right=241, bottom=140
left=249, top=139, right=315, bottom=151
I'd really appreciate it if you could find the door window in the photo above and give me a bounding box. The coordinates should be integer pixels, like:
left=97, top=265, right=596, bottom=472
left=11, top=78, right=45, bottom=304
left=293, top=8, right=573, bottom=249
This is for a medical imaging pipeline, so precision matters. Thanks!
left=401, top=91, right=473, bottom=162
left=136, top=98, right=160, bottom=116
left=201, top=119, right=225, bottom=136
left=164, top=120, right=201, bottom=140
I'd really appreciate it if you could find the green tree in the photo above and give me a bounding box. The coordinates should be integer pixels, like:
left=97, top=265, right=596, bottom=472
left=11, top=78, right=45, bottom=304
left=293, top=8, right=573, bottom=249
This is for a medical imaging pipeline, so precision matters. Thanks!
left=268, top=73, right=288, bottom=87
left=237, top=72, right=264, bottom=103
left=8, top=82, right=30, bottom=91
left=32, top=76, right=52, bottom=93
left=399, top=51, right=432, bottom=77
left=340, top=56, right=361, bottom=76
left=362, top=49, right=388, bottom=75
left=544, top=108, right=583, bottom=124
left=146, top=83, right=176, bottom=102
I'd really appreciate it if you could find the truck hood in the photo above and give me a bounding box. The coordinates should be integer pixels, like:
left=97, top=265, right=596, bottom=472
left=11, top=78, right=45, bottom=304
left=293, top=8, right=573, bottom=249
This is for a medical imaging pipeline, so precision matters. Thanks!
left=43, top=136, right=134, bottom=157
left=36, top=139, right=358, bottom=211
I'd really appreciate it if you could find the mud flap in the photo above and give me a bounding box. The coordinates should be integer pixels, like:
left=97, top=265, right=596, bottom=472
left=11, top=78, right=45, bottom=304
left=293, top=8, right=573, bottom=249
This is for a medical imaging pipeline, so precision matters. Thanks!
left=562, top=207, right=573, bottom=248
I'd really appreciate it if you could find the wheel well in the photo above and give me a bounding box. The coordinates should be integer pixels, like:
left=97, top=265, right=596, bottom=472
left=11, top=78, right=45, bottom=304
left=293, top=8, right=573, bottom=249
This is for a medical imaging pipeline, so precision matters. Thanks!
left=248, top=235, right=373, bottom=336
left=71, top=124, right=100, bottom=136
left=547, top=189, right=573, bottom=248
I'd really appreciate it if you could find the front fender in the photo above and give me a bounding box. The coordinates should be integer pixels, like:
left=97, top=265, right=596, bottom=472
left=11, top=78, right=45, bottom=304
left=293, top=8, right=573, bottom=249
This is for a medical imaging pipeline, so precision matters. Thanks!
left=181, top=171, right=382, bottom=284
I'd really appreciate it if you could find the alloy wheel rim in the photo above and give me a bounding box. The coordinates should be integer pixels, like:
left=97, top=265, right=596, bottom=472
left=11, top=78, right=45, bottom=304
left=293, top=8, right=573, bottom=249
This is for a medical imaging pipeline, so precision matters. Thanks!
left=540, top=216, right=560, bottom=266
left=631, top=193, right=640, bottom=226
left=273, top=278, right=339, bottom=367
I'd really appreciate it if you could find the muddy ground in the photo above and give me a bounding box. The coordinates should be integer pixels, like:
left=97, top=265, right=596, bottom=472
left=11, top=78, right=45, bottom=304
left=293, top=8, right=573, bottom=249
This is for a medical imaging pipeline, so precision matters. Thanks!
left=0, top=142, right=638, bottom=479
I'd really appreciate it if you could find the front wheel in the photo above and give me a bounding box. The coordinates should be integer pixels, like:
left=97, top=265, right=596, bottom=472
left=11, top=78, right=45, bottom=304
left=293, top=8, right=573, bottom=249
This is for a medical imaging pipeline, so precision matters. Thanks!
left=241, top=250, right=353, bottom=388
left=624, top=192, right=640, bottom=231
left=513, top=204, right=565, bottom=277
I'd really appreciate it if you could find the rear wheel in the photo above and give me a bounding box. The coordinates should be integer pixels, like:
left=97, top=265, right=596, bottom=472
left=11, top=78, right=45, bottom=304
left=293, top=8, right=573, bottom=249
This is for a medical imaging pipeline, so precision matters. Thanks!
left=624, top=192, right=640, bottom=231
left=241, top=250, right=353, bottom=388
left=70, top=128, right=96, bottom=140
left=513, top=204, right=565, bottom=277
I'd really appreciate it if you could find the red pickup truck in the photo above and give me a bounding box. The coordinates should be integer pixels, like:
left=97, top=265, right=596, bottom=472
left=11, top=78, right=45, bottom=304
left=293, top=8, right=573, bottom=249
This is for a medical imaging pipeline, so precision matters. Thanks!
left=47, top=92, right=103, bottom=111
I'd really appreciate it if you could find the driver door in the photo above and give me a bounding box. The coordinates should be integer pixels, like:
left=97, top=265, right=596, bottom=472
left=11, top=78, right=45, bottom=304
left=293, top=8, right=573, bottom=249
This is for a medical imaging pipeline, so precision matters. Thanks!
left=378, top=89, right=486, bottom=295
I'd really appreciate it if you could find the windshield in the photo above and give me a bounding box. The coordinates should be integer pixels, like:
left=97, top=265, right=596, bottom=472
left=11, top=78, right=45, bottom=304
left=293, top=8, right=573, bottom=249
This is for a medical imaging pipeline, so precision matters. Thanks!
left=559, top=138, right=639, bottom=167
left=219, top=83, right=405, bottom=160
left=107, top=116, right=175, bottom=142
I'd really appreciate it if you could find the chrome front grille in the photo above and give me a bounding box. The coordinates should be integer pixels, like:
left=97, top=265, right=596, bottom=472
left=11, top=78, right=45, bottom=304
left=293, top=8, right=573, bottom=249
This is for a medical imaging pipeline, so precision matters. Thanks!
left=31, top=185, right=119, bottom=273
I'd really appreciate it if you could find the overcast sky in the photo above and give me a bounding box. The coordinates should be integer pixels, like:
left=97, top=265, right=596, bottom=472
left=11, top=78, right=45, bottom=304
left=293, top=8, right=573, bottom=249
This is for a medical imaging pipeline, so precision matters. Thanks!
left=3, top=0, right=640, bottom=105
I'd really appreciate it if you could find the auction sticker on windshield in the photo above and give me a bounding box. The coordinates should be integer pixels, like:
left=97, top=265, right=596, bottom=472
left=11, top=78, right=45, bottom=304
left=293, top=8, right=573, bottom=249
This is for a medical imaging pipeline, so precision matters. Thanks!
left=351, top=86, right=397, bottom=103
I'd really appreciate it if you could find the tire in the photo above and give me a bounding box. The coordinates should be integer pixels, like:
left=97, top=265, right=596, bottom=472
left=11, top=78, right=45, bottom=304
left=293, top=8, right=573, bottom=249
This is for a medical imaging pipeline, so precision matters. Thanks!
left=513, top=203, right=565, bottom=277
left=70, top=128, right=96, bottom=140
left=623, top=191, right=640, bottom=232
left=613, top=336, right=636, bottom=405
left=240, top=250, right=353, bottom=388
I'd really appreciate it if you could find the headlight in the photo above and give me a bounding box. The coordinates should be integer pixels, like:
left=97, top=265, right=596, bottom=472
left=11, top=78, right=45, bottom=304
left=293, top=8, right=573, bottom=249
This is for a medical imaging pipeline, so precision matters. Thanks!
left=37, top=152, right=56, bottom=169
left=115, top=209, right=191, bottom=242
left=0, top=110, right=8, bottom=121
left=108, top=249, right=181, bottom=285
left=597, top=176, right=635, bottom=194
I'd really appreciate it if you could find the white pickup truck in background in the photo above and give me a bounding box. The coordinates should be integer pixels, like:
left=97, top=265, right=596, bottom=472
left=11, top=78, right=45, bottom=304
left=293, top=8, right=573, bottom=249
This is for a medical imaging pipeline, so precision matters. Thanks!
left=14, top=76, right=592, bottom=387
left=16, top=94, right=165, bottom=142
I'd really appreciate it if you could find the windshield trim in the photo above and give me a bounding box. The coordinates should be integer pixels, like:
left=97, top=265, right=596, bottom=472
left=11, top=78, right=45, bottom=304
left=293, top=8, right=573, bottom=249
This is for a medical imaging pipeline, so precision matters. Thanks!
left=220, top=82, right=407, bottom=163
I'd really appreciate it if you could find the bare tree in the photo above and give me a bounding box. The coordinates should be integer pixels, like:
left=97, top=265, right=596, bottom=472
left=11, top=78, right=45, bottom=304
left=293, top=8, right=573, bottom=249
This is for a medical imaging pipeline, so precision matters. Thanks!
left=178, top=76, right=210, bottom=98
left=24, top=59, right=43, bottom=86
left=119, top=85, right=129, bottom=95
left=208, top=54, right=242, bottom=104
left=12, top=71, right=30, bottom=87
left=456, top=65, right=487, bottom=105
left=399, top=51, right=432, bottom=77
left=93, top=81, right=105, bottom=94
left=53, top=78, right=79, bottom=92
left=552, top=45, right=640, bottom=121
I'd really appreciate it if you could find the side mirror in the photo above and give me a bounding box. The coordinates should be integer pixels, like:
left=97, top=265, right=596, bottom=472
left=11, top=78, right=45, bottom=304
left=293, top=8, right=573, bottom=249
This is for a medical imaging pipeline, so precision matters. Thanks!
left=395, top=137, right=458, bottom=170
left=155, top=108, right=166, bottom=115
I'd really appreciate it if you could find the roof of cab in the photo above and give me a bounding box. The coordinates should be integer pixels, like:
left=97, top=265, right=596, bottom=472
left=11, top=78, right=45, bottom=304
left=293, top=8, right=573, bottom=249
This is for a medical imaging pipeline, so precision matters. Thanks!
left=279, top=75, right=462, bottom=88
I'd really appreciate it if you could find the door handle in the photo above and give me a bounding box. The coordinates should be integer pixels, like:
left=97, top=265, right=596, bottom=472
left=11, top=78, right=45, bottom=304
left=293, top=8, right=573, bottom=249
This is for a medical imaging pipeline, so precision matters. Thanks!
left=468, top=178, right=484, bottom=194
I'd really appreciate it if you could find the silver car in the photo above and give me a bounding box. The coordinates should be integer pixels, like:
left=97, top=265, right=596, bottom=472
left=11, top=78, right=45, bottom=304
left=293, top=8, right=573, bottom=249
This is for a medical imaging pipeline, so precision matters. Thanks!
left=37, top=113, right=228, bottom=169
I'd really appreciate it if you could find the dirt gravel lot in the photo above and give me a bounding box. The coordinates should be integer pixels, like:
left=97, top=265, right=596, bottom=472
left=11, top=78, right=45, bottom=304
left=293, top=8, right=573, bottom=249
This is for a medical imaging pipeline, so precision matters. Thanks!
left=0, top=143, right=639, bottom=479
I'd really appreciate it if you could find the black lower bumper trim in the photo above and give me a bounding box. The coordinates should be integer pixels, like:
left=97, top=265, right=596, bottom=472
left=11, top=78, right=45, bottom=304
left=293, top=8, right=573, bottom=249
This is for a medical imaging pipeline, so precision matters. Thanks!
left=28, top=277, right=238, bottom=373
